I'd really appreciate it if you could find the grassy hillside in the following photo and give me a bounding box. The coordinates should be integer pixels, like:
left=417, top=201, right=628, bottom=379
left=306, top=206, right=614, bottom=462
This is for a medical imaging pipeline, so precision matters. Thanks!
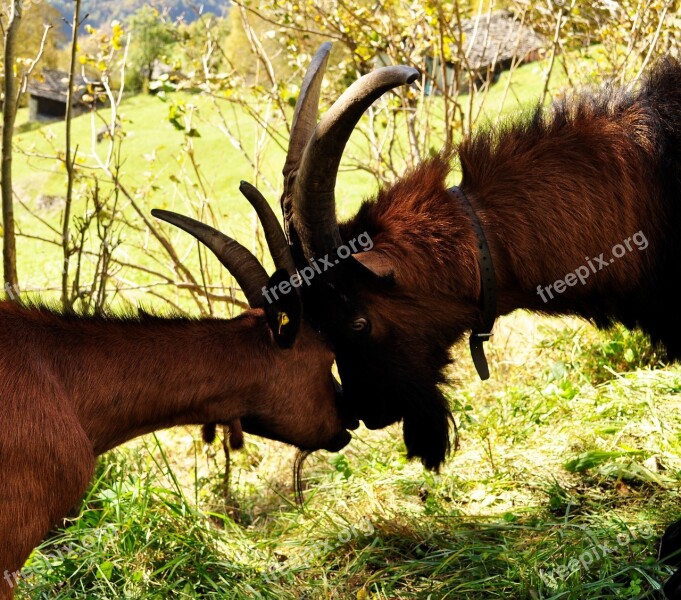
left=11, top=90, right=379, bottom=299
left=10, top=54, right=565, bottom=297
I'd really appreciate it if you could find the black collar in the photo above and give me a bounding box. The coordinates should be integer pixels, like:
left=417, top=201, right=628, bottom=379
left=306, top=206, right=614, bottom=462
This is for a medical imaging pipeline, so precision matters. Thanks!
left=448, top=186, right=497, bottom=380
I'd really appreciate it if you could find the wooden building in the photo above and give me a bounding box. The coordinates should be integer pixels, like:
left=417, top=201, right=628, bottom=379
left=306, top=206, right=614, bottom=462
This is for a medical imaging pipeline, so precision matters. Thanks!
left=26, top=69, right=91, bottom=122
left=417, top=10, right=546, bottom=94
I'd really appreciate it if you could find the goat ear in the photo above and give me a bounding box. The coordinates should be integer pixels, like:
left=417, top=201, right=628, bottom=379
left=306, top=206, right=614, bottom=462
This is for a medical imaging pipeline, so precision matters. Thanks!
left=351, top=250, right=394, bottom=278
left=264, top=269, right=302, bottom=349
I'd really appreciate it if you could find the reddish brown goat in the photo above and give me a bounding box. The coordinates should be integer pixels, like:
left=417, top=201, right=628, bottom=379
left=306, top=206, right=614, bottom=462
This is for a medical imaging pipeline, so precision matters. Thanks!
left=0, top=209, right=351, bottom=599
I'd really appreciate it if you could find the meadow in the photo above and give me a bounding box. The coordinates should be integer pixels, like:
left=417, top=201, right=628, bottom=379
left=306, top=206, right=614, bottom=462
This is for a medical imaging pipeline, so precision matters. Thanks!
left=7, top=54, right=681, bottom=599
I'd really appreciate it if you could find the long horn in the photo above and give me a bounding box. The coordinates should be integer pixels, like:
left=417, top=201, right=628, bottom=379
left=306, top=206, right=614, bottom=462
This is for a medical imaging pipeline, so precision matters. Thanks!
left=151, top=209, right=269, bottom=308
left=282, top=42, right=332, bottom=197
left=288, top=62, right=420, bottom=259
left=239, top=181, right=296, bottom=277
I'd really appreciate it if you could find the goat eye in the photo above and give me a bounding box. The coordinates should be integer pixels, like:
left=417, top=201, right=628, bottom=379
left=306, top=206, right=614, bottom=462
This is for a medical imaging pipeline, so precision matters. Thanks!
left=351, top=317, right=368, bottom=332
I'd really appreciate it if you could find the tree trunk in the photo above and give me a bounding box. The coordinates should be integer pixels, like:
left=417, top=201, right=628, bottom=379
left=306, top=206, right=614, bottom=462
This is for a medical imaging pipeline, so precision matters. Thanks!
left=2, top=0, right=22, bottom=299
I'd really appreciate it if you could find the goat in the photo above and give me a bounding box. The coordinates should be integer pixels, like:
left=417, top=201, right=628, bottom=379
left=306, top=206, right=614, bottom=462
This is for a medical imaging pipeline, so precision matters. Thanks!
left=0, top=200, right=352, bottom=600
left=263, top=44, right=681, bottom=597
left=269, top=43, right=681, bottom=473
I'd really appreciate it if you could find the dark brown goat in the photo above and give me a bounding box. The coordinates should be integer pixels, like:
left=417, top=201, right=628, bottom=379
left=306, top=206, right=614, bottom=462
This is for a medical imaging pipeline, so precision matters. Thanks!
left=0, top=208, right=351, bottom=599
left=273, top=47, right=681, bottom=596
left=272, top=44, right=681, bottom=472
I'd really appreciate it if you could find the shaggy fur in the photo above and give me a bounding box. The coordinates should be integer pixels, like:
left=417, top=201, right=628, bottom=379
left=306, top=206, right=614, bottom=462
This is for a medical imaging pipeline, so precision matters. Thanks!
left=317, top=57, right=681, bottom=471
left=0, top=301, right=349, bottom=599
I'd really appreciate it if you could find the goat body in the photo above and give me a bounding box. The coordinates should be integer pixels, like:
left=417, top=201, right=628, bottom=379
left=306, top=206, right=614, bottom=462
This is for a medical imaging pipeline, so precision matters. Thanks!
left=0, top=302, right=348, bottom=598
left=335, top=58, right=681, bottom=467
left=243, top=47, right=681, bottom=591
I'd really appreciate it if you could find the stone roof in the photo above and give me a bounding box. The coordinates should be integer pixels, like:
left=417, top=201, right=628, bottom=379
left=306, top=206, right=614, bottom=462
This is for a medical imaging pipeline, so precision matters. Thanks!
left=26, top=69, right=88, bottom=104
left=459, top=10, right=545, bottom=70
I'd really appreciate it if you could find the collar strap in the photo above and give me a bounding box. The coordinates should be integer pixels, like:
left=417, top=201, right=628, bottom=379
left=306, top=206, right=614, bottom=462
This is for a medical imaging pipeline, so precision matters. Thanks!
left=448, top=186, right=497, bottom=380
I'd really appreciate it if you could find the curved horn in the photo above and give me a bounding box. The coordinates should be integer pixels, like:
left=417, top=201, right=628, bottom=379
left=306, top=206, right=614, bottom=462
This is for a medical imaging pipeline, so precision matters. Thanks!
left=290, top=64, right=420, bottom=259
left=282, top=42, right=332, bottom=193
left=239, top=181, right=296, bottom=277
left=151, top=209, right=269, bottom=308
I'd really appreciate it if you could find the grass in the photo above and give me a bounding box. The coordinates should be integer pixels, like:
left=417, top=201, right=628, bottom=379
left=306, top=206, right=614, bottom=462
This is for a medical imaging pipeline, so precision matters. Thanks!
left=10, top=89, right=382, bottom=302
left=6, top=53, right=681, bottom=598
left=14, top=315, right=681, bottom=599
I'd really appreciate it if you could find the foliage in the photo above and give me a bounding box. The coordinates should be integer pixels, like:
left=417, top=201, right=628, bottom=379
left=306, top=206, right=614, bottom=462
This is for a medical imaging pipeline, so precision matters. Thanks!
left=208, top=0, right=681, bottom=187
left=0, top=1, right=65, bottom=90
left=125, top=6, right=178, bottom=92
left=596, top=0, right=681, bottom=80
left=176, top=12, right=231, bottom=78
left=78, top=20, right=125, bottom=85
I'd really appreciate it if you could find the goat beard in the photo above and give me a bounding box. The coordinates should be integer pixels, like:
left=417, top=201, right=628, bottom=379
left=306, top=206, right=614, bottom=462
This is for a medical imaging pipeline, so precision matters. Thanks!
left=400, top=384, right=457, bottom=471
left=337, top=349, right=457, bottom=471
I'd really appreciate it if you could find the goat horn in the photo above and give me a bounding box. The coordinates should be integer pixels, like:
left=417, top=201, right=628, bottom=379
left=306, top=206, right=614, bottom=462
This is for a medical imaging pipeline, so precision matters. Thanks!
left=281, top=42, right=333, bottom=217
left=290, top=64, right=420, bottom=259
left=151, top=209, right=269, bottom=308
left=239, top=181, right=296, bottom=277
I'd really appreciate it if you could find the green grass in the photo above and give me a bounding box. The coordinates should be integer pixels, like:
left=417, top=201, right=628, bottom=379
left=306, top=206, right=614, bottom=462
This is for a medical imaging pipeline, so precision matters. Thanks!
left=14, top=316, right=681, bottom=599
left=6, top=54, right=681, bottom=599
left=10, top=88, right=381, bottom=302
left=12, top=91, right=267, bottom=295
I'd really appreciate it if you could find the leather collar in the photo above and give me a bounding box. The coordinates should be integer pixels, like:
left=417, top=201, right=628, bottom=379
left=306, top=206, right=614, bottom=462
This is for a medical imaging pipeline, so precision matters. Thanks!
left=448, top=186, right=497, bottom=380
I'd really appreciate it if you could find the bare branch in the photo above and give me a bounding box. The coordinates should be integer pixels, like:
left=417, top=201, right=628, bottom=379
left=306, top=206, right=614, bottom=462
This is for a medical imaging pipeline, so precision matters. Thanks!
left=62, top=0, right=82, bottom=309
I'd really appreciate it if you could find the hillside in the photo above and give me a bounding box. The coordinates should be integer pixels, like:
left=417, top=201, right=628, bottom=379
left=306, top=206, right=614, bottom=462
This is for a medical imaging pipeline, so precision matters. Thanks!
left=47, top=0, right=230, bottom=29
